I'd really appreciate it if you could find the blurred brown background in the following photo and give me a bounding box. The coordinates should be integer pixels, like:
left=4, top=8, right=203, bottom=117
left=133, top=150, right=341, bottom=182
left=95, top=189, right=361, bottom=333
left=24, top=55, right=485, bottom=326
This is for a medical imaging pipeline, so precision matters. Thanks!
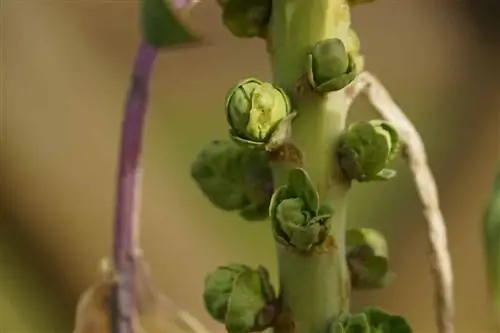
left=1, top=0, right=499, bottom=332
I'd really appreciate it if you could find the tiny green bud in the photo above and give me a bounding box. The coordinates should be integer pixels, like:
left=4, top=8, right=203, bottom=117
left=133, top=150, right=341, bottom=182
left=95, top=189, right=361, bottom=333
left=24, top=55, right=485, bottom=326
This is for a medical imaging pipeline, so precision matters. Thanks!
left=203, top=264, right=277, bottom=333
left=226, top=78, right=291, bottom=145
left=217, top=0, right=272, bottom=38
left=307, top=38, right=357, bottom=93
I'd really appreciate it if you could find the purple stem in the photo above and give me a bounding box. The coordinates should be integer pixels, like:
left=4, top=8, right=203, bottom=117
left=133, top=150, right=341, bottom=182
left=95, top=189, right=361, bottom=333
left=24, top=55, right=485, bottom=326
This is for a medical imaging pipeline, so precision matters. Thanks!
left=111, top=40, right=158, bottom=333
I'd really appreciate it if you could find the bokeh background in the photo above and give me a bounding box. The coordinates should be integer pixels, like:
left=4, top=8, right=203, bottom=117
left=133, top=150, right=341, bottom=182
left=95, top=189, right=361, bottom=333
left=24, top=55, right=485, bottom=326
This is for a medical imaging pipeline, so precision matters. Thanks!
left=1, top=0, right=500, bottom=332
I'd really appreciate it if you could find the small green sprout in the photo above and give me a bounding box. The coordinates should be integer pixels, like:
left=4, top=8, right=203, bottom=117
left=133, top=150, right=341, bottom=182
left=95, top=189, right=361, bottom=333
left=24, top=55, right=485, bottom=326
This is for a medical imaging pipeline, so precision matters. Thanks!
left=307, top=38, right=358, bottom=93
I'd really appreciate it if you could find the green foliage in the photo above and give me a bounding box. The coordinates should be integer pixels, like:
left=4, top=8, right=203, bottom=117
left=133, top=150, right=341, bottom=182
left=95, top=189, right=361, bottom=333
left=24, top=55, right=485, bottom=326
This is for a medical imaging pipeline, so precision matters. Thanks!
left=226, top=78, right=292, bottom=148
left=203, top=264, right=276, bottom=333
left=346, top=228, right=394, bottom=289
left=140, top=0, right=198, bottom=47
left=269, top=168, right=334, bottom=251
left=307, top=38, right=358, bottom=93
left=190, top=140, right=273, bottom=221
left=330, top=308, right=412, bottom=333
left=337, top=120, right=400, bottom=182
left=217, top=0, right=272, bottom=38
left=483, top=168, right=500, bottom=324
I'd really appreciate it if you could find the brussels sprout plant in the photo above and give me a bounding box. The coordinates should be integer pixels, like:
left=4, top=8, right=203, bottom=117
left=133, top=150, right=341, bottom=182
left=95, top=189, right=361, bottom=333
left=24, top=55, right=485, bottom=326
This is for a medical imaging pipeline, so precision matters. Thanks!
left=70, top=1, right=483, bottom=333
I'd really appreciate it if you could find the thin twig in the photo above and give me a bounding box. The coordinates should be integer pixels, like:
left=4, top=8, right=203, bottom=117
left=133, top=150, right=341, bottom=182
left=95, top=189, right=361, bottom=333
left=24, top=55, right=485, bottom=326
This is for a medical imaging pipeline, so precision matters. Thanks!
left=345, top=71, right=455, bottom=333
left=111, top=40, right=158, bottom=333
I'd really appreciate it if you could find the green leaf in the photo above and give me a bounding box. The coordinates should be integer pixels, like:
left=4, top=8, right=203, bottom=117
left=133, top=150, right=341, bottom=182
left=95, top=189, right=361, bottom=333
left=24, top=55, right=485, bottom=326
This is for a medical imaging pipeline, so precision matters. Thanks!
left=370, top=120, right=400, bottom=161
left=483, top=168, right=500, bottom=328
left=140, top=0, right=199, bottom=47
left=288, top=168, right=319, bottom=213
left=225, top=270, right=267, bottom=333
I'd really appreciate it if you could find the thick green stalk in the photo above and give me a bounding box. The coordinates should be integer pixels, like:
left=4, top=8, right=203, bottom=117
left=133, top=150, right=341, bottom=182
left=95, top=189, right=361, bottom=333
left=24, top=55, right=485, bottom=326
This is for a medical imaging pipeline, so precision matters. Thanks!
left=268, top=1, right=353, bottom=332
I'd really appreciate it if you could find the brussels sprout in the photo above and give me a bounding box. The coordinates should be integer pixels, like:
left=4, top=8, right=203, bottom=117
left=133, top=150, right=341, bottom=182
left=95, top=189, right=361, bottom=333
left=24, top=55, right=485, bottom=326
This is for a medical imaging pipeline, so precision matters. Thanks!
left=203, top=264, right=276, bottom=333
left=226, top=78, right=291, bottom=147
left=268, top=168, right=334, bottom=251
left=190, top=140, right=273, bottom=221
left=346, top=228, right=394, bottom=289
left=337, top=120, right=400, bottom=182
left=307, top=38, right=358, bottom=93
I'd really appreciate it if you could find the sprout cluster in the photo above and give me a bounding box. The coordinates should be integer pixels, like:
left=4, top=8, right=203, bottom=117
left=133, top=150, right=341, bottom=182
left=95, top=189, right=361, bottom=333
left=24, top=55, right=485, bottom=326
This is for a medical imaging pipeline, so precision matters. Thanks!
left=188, top=1, right=415, bottom=332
